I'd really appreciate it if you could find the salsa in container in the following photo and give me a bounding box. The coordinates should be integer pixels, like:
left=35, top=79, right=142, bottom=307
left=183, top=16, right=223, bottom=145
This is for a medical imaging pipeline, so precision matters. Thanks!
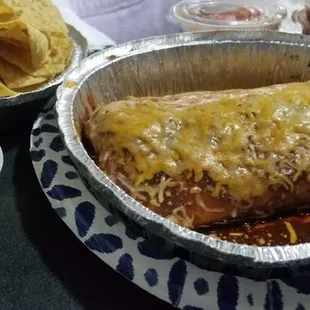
left=170, top=0, right=287, bottom=32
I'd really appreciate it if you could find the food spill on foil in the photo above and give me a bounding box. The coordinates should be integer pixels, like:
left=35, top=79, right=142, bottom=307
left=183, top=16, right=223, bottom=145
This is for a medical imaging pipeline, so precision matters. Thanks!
left=198, top=209, right=310, bottom=246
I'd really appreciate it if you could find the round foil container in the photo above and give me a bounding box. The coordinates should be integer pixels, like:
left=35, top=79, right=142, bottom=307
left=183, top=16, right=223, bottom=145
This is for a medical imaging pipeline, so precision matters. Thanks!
left=0, top=25, right=87, bottom=131
left=57, top=31, right=310, bottom=270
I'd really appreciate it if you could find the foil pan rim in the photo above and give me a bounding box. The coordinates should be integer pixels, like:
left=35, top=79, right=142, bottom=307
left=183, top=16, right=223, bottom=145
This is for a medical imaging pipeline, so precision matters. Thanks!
left=0, top=25, right=88, bottom=108
left=56, top=30, right=310, bottom=267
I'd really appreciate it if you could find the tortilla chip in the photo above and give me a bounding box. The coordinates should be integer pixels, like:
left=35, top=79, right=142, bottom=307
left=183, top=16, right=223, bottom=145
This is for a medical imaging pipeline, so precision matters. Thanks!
left=0, top=1, right=18, bottom=22
left=12, top=82, right=47, bottom=93
left=0, top=22, right=49, bottom=68
left=0, top=23, right=29, bottom=45
left=0, top=79, right=17, bottom=96
left=0, top=35, right=72, bottom=80
left=0, top=56, right=47, bottom=90
left=5, top=0, right=69, bottom=35
left=3, top=0, right=33, bottom=5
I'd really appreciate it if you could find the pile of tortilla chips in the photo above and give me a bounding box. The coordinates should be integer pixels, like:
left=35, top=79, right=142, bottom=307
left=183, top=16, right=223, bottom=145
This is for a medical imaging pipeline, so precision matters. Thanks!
left=0, top=0, right=73, bottom=97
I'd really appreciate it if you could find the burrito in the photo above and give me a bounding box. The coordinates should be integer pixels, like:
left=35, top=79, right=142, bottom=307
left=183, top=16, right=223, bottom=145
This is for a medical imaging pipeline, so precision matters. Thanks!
left=83, top=82, right=310, bottom=228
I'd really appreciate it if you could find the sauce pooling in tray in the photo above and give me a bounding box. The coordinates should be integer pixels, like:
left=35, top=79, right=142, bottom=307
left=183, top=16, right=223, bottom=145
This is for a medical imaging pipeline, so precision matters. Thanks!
left=198, top=209, right=310, bottom=246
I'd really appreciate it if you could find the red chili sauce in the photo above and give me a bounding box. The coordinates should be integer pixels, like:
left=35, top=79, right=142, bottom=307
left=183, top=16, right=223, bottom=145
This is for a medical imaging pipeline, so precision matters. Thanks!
left=196, top=6, right=263, bottom=22
left=197, top=208, right=310, bottom=246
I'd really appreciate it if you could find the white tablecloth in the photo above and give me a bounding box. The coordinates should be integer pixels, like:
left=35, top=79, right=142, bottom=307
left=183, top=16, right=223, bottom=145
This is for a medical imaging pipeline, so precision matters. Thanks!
left=58, top=0, right=307, bottom=44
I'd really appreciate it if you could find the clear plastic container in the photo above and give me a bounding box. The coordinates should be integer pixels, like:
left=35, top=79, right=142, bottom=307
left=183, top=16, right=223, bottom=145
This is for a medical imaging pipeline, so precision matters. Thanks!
left=169, top=0, right=287, bottom=32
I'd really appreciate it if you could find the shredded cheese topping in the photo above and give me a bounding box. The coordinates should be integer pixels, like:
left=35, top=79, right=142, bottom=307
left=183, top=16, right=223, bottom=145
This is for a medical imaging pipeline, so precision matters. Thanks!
left=118, top=173, right=177, bottom=206
left=284, top=221, right=298, bottom=244
left=166, top=206, right=195, bottom=228
left=86, top=82, right=310, bottom=205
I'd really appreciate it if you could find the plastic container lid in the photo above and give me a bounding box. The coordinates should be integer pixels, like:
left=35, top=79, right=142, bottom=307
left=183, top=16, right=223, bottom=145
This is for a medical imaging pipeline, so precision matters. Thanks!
left=169, top=0, right=287, bottom=32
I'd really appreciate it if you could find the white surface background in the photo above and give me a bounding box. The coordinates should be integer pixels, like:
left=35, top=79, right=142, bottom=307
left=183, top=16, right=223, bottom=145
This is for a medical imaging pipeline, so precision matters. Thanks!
left=52, top=0, right=116, bottom=48
left=66, top=0, right=180, bottom=44
left=60, top=0, right=307, bottom=43
left=52, top=0, right=308, bottom=45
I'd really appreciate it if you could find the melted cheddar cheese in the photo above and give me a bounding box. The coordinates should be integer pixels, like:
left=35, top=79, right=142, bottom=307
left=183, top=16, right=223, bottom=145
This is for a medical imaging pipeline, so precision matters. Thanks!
left=86, top=82, right=310, bottom=205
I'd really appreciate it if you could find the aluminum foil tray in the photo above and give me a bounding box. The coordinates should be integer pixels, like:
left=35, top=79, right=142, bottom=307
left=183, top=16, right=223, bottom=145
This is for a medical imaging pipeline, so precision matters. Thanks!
left=56, top=31, right=310, bottom=269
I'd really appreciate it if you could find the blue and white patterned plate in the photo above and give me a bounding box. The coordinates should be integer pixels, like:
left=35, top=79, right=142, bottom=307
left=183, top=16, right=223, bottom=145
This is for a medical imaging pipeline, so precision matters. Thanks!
left=30, top=99, right=310, bottom=310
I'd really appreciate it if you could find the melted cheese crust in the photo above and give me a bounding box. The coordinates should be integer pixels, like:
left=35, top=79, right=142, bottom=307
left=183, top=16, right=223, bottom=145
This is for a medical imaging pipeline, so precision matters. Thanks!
left=86, top=82, right=310, bottom=208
